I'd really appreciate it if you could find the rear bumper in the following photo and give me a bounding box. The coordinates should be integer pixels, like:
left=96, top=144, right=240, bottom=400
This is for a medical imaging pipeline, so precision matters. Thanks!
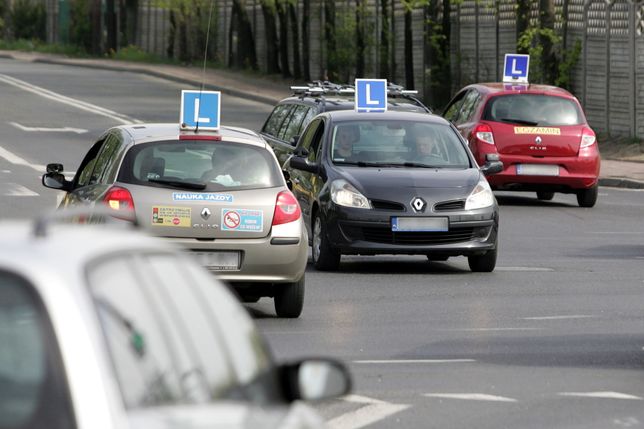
left=165, top=233, right=308, bottom=284
left=487, top=153, right=600, bottom=192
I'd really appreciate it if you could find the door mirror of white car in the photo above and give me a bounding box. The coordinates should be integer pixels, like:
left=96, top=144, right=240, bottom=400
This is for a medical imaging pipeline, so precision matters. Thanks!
left=281, top=358, right=351, bottom=402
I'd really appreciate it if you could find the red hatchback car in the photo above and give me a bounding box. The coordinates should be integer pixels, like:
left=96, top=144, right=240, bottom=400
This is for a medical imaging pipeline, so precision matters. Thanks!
left=443, top=83, right=600, bottom=207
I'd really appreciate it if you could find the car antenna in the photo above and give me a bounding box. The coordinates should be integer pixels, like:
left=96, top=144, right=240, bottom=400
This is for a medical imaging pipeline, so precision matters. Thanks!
left=195, top=0, right=216, bottom=134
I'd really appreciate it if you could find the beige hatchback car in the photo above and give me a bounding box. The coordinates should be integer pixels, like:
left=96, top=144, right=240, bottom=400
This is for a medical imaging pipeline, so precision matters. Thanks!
left=42, top=124, right=308, bottom=317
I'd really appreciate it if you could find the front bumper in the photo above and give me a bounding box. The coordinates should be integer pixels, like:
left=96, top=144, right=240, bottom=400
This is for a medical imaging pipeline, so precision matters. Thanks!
left=325, top=204, right=498, bottom=257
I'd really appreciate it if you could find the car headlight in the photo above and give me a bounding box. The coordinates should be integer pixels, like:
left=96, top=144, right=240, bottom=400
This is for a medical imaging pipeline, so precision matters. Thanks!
left=331, top=179, right=371, bottom=209
left=465, top=179, right=495, bottom=210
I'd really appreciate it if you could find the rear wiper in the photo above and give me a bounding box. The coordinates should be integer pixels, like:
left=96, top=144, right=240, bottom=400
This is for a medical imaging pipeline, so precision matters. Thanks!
left=149, top=178, right=207, bottom=190
left=500, top=118, right=539, bottom=126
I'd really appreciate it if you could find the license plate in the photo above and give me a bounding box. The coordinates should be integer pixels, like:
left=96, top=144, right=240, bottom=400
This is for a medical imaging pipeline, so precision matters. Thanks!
left=391, top=217, right=449, bottom=232
left=516, top=164, right=560, bottom=176
left=191, top=251, right=240, bottom=271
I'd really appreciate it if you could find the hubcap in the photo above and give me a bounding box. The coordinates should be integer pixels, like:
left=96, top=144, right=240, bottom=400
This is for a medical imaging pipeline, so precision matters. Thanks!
left=313, top=217, right=322, bottom=262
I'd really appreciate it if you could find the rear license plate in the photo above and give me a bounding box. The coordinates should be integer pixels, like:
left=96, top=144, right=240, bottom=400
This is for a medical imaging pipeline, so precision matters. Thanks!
left=191, top=251, right=240, bottom=271
left=516, top=164, right=559, bottom=176
left=391, top=217, right=449, bottom=232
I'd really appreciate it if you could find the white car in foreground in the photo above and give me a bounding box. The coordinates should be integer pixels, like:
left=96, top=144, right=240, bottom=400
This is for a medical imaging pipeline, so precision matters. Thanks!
left=0, top=212, right=349, bottom=429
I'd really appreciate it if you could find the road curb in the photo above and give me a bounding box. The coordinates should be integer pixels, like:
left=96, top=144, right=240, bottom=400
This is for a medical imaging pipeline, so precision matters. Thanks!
left=599, top=177, right=644, bottom=189
left=33, top=58, right=282, bottom=106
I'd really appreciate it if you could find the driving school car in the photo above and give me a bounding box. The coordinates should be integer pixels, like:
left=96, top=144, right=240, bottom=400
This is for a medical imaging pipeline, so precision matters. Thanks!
left=42, top=123, right=308, bottom=318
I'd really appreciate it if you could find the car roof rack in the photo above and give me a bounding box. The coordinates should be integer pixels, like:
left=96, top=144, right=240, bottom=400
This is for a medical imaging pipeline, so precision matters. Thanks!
left=289, top=81, right=431, bottom=112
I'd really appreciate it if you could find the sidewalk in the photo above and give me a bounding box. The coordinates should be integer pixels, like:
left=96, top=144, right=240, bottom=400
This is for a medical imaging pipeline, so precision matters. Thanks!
left=1, top=50, right=643, bottom=189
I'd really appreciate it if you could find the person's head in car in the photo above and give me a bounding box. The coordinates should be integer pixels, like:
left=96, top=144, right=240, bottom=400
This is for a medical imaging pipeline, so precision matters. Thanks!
left=334, top=125, right=360, bottom=159
left=410, top=128, right=440, bottom=160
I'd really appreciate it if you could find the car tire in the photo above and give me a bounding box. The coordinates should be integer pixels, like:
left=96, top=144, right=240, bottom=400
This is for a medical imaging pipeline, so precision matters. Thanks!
left=576, top=185, right=598, bottom=208
left=312, top=213, right=341, bottom=271
left=274, top=275, right=305, bottom=318
left=536, top=191, right=555, bottom=201
left=468, top=247, right=497, bottom=272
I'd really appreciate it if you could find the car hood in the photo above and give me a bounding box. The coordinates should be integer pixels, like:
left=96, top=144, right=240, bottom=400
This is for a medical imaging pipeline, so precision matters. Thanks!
left=338, top=166, right=480, bottom=199
left=128, top=402, right=325, bottom=429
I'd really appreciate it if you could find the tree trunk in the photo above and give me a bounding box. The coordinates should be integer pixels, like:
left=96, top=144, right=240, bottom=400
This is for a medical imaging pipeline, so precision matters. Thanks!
left=355, top=0, right=366, bottom=78
left=261, top=2, right=280, bottom=74
left=229, top=0, right=258, bottom=69
left=288, top=3, right=301, bottom=79
left=404, top=5, right=414, bottom=89
left=277, top=1, right=291, bottom=78
left=105, top=0, right=117, bottom=52
left=378, top=0, right=390, bottom=79
left=324, top=0, right=336, bottom=81
left=301, top=0, right=310, bottom=80
left=516, top=0, right=530, bottom=54
left=539, top=0, right=556, bottom=83
left=91, top=0, right=102, bottom=54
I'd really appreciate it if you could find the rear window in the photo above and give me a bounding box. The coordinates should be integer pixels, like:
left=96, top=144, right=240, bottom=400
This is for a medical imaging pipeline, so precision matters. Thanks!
left=483, top=94, right=583, bottom=126
left=330, top=120, right=471, bottom=168
left=118, top=140, right=283, bottom=191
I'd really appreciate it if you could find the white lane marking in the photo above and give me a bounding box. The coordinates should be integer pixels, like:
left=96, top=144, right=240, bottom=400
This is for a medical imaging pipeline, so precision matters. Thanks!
left=0, top=73, right=140, bottom=125
left=4, top=183, right=39, bottom=196
left=590, top=232, right=644, bottom=235
left=353, top=359, right=475, bottom=364
left=522, top=315, right=595, bottom=321
left=0, top=144, right=44, bottom=172
left=424, top=393, right=518, bottom=403
left=327, top=395, right=410, bottom=429
left=558, top=392, right=644, bottom=400
left=1, top=170, right=10, bottom=173
left=495, top=266, right=555, bottom=272
left=441, top=327, right=541, bottom=332
left=10, top=122, right=87, bottom=134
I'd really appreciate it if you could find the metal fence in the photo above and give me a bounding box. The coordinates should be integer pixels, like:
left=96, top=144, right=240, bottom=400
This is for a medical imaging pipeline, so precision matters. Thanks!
left=45, top=0, right=644, bottom=138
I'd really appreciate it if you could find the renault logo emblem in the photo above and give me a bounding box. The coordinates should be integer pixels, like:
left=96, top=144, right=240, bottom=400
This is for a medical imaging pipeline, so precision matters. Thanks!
left=535, top=136, right=542, bottom=145
left=201, top=208, right=211, bottom=220
left=411, top=197, right=427, bottom=213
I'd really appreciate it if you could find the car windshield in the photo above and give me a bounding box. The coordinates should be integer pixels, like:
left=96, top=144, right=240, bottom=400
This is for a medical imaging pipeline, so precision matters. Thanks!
left=483, top=94, right=583, bottom=126
left=118, top=140, right=282, bottom=191
left=330, top=120, right=471, bottom=168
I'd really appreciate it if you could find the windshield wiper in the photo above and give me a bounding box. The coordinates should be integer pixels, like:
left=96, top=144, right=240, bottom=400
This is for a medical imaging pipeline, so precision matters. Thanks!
left=149, top=178, right=207, bottom=190
left=334, top=160, right=385, bottom=167
left=500, top=118, right=540, bottom=126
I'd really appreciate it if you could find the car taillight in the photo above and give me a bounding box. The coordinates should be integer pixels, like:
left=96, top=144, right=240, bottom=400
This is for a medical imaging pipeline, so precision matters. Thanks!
left=474, top=123, right=495, bottom=145
left=103, top=186, right=135, bottom=213
left=272, top=190, right=301, bottom=225
left=580, top=127, right=596, bottom=148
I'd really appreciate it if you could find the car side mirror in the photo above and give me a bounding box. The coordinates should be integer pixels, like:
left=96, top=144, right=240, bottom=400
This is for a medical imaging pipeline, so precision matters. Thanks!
left=480, top=154, right=503, bottom=176
left=289, top=156, right=319, bottom=174
left=47, top=163, right=64, bottom=173
left=280, top=358, right=351, bottom=402
left=290, top=135, right=300, bottom=146
left=42, top=172, right=72, bottom=191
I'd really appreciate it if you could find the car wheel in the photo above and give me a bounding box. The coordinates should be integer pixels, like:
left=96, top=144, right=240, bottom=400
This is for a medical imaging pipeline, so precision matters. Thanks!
left=312, top=213, right=341, bottom=271
left=536, top=191, right=554, bottom=201
left=576, top=185, right=598, bottom=208
left=274, top=275, right=305, bottom=318
left=468, top=247, right=497, bottom=272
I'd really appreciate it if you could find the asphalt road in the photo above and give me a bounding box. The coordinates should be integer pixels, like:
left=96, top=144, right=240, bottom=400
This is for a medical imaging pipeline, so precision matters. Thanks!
left=1, top=58, right=644, bottom=428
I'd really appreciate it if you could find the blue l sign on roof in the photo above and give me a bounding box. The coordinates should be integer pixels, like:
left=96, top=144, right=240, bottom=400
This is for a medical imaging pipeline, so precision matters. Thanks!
left=355, top=79, right=387, bottom=113
left=503, top=54, right=530, bottom=83
left=180, top=90, right=221, bottom=131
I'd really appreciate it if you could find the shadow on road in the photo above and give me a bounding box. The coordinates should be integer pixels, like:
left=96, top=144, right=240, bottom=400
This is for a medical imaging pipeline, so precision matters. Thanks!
left=495, top=194, right=575, bottom=208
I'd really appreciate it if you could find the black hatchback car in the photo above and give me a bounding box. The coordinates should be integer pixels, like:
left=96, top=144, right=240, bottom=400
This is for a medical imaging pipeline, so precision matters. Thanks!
left=285, top=110, right=503, bottom=272
left=260, top=81, right=431, bottom=167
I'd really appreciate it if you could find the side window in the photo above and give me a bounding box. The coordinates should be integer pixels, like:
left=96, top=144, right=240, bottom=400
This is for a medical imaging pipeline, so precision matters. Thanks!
left=454, top=90, right=481, bottom=125
left=297, top=118, right=322, bottom=154
left=279, top=105, right=309, bottom=145
left=298, top=107, right=317, bottom=136
left=443, top=91, right=467, bottom=122
left=307, top=121, right=326, bottom=163
left=75, top=140, right=105, bottom=187
left=92, top=135, right=122, bottom=185
left=261, top=104, right=293, bottom=138
left=0, top=271, right=75, bottom=429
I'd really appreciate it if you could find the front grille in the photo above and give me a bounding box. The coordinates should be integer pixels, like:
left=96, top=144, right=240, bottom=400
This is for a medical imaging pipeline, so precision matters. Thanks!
left=343, top=226, right=476, bottom=245
left=434, top=200, right=466, bottom=211
left=371, top=200, right=406, bottom=211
